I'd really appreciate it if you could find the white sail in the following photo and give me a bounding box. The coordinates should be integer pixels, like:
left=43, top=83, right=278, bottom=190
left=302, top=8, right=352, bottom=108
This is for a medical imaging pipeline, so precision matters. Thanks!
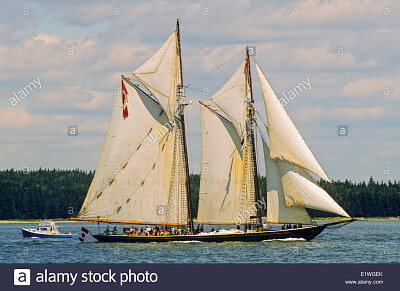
left=197, top=103, right=245, bottom=224
left=262, top=139, right=312, bottom=224
left=133, top=32, right=179, bottom=121
left=278, top=161, right=350, bottom=217
left=210, top=61, right=247, bottom=136
left=78, top=80, right=187, bottom=225
left=255, top=63, right=330, bottom=182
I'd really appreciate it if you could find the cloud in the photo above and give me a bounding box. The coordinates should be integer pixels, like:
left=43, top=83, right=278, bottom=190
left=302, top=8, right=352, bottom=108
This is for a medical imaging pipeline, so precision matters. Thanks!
left=31, top=33, right=61, bottom=45
left=294, top=106, right=384, bottom=123
left=79, top=119, right=109, bottom=133
left=76, top=90, right=111, bottom=110
left=288, top=41, right=378, bottom=70
left=58, top=3, right=114, bottom=26
left=0, top=106, right=45, bottom=129
left=342, top=78, right=399, bottom=98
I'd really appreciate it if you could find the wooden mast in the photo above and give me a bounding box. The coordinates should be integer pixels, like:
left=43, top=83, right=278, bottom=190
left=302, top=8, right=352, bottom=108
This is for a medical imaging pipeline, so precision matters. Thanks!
left=176, top=18, right=194, bottom=233
left=245, top=47, right=262, bottom=230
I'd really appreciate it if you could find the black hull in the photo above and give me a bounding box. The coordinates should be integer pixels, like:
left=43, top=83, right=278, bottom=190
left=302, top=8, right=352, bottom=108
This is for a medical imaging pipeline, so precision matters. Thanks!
left=92, top=224, right=328, bottom=243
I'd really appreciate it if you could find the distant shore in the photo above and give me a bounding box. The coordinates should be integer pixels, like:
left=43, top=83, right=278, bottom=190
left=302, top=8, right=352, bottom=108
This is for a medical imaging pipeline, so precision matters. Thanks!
left=0, top=217, right=399, bottom=224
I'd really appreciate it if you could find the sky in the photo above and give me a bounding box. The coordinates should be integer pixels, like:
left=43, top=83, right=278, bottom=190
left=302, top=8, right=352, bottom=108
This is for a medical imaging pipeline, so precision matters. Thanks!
left=0, top=0, right=399, bottom=182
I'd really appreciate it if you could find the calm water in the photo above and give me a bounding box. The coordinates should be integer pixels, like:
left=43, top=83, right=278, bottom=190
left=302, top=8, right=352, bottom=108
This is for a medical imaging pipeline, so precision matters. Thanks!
left=1, top=221, right=399, bottom=263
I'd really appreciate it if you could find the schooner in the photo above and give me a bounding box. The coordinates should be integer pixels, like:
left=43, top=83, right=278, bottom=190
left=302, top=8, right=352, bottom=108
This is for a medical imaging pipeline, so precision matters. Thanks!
left=72, top=20, right=354, bottom=242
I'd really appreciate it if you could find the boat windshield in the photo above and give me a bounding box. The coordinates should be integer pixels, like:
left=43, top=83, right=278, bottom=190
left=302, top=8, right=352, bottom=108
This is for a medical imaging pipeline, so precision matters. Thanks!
left=37, top=221, right=59, bottom=233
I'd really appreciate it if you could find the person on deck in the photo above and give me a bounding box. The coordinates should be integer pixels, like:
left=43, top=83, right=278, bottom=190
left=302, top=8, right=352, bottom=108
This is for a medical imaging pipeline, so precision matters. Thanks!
left=105, top=226, right=110, bottom=235
left=263, top=222, right=268, bottom=231
left=145, top=226, right=151, bottom=236
left=112, top=226, right=117, bottom=234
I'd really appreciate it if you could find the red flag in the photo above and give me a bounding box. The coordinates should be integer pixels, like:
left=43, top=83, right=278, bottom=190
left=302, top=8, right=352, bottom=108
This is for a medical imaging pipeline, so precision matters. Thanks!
left=122, top=80, right=129, bottom=119
left=245, top=55, right=251, bottom=93
left=81, top=227, right=89, bottom=234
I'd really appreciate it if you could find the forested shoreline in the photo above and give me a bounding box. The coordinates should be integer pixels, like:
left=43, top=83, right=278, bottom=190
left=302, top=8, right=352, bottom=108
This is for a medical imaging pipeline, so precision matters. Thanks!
left=0, top=169, right=399, bottom=219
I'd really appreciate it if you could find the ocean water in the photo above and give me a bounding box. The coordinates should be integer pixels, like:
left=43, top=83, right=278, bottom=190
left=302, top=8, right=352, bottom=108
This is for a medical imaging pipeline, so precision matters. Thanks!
left=1, top=221, right=399, bottom=263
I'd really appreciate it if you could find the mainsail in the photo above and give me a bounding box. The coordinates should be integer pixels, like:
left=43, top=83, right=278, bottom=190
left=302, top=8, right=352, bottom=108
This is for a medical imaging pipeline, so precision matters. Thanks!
left=197, top=103, right=244, bottom=224
left=197, top=52, right=261, bottom=226
left=77, top=24, right=192, bottom=227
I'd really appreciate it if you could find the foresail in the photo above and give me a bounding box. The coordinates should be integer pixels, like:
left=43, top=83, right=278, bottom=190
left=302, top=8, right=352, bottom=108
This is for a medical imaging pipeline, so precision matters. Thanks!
left=133, top=32, right=179, bottom=121
left=78, top=80, right=187, bottom=225
left=197, top=103, right=244, bottom=224
left=255, top=63, right=330, bottom=182
left=210, top=61, right=247, bottom=136
left=262, top=139, right=312, bottom=225
left=278, top=161, right=350, bottom=217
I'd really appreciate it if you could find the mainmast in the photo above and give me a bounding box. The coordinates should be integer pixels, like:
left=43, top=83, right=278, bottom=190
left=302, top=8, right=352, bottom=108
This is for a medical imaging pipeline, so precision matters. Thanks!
left=176, top=18, right=194, bottom=233
left=245, top=47, right=262, bottom=230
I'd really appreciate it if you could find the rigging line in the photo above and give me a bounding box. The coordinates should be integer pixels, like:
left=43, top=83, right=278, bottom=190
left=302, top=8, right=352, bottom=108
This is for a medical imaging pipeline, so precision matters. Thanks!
left=208, top=13, right=244, bottom=45
left=255, top=122, right=269, bottom=147
left=179, top=21, right=228, bottom=81
left=185, top=86, right=211, bottom=95
left=185, top=48, right=246, bottom=87
left=255, top=111, right=269, bottom=130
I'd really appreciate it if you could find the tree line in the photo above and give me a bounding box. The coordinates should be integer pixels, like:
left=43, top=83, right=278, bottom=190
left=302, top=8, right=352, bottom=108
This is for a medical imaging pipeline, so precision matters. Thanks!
left=0, top=169, right=399, bottom=219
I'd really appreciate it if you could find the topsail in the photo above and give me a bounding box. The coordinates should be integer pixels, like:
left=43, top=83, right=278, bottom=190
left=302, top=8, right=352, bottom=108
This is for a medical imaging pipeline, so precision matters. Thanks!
left=133, top=32, right=179, bottom=121
left=210, top=61, right=248, bottom=136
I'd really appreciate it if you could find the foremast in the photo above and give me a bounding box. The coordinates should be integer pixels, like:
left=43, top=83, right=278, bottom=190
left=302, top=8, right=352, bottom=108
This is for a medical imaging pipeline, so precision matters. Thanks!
left=176, top=18, right=194, bottom=233
left=245, top=47, right=262, bottom=230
